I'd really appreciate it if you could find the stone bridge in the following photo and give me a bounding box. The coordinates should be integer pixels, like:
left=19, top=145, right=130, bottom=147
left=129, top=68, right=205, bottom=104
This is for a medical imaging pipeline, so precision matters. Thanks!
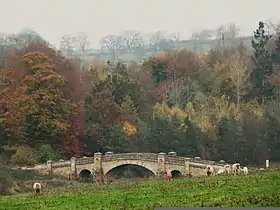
left=32, top=152, right=228, bottom=179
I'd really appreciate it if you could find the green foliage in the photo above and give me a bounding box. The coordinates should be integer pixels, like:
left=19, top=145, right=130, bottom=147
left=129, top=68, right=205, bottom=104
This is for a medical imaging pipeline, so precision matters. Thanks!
left=10, top=146, right=37, bottom=166
left=0, top=168, right=13, bottom=195
left=250, top=21, right=274, bottom=104
left=0, top=172, right=279, bottom=208
left=36, top=144, right=59, bottom=163
left=2, top=21, right=280, bottom=166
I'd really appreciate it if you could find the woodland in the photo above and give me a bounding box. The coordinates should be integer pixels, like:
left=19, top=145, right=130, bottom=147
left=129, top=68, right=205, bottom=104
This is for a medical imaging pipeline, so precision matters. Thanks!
left=1, top=21, right=280, bottom=167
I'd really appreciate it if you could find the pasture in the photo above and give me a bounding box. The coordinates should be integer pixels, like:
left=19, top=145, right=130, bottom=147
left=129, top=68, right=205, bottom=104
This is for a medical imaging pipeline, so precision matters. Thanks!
left=0, top=171, right=279, bottom=209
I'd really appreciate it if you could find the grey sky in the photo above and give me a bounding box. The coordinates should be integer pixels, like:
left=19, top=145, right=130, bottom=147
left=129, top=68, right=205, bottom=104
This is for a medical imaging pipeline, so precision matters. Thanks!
left=2, top=0, right=280, bottom=48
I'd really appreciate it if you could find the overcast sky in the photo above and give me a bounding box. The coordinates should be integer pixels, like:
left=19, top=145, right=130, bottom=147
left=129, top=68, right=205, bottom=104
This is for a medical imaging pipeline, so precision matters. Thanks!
left=1, top=0, right=280, bottom=48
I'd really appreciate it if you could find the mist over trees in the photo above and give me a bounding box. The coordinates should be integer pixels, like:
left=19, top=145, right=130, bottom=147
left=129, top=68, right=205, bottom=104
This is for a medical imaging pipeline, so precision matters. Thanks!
left=1, top=21, right=280, bottom=167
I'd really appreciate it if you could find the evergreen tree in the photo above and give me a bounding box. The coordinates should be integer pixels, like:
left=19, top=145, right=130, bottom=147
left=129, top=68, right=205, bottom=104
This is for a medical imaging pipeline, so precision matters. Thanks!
left=250, top=21, right=273, bottom=104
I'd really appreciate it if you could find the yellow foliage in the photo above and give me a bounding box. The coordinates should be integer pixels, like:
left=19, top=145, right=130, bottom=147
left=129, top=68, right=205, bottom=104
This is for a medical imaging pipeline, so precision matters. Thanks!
left=123, top=121, right=137, bottom=136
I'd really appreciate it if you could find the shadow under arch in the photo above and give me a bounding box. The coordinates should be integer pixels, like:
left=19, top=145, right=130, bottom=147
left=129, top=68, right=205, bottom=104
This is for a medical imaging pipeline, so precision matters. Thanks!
left=171, top=170, right=183, bottom=178
left=105, top=164, right=155, bottom=180
left=79, top=169, right=92, bottom=182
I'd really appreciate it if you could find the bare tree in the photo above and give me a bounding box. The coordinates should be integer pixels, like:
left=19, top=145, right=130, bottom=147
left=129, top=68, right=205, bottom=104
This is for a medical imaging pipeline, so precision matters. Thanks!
left=60, top=35, right=76, bottom=56
left=149, top=30, right=166, bottom=52
left=265, top=19, right=280, bottom=36
left=169, top=32, right=180, bottom=48
left=216, top=23, right=240, bottom=48
left=75, top=32, right=91, bottom=56
left=197, top=30, right=213, bottom=40
left=100, top=34, right=123, bottom=61
left=228, top=52, right=250, bottom=105
left=121, top=30, right=144, bottom=52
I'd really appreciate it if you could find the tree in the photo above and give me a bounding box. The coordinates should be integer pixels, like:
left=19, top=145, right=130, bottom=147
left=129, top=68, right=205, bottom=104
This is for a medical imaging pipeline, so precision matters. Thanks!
left=84, top=75, right=122, bottom=152
left=75, top=32, right=91, bottom=56
left=121, top=30, right=144, bottom=52
left=100, top=35, right=123, bottom=61
left=60, top=35, right=76, bottom=56
left=250, top=21, right=273, bottom=105
left=149, top=31, right=166, bottom=53
left=1, top=52, right=79, bottom=150
left=228, top=52, right=251, bottom=104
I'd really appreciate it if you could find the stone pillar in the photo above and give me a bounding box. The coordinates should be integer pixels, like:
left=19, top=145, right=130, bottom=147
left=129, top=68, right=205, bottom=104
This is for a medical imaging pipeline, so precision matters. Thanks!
left=93, top=152, right=103, bottom=179
left=47, top=160, right=52, bottom=174
left=157, top=152, right=166, bottom=177
left=185, top=158, right=191, bottom=175
left=70, top=157, right=77, bottom=179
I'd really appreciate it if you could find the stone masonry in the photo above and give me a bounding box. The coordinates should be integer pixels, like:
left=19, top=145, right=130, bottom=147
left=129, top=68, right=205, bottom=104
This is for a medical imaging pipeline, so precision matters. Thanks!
left=32, top=152, right=227, bottom=178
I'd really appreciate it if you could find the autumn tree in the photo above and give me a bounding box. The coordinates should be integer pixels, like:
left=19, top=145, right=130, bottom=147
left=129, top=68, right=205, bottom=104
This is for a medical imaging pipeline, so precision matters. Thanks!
left=1, top=52, right=79, bottom=151
left=228, top=52, right=251, bottom=104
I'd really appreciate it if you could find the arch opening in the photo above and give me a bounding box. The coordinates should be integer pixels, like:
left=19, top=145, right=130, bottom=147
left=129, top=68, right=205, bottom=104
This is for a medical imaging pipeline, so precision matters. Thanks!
left=106, top=164, right=155, bottom=181
left=171, top=170, right=183, bottom=178
left=79, top=169, right=92, bottom=182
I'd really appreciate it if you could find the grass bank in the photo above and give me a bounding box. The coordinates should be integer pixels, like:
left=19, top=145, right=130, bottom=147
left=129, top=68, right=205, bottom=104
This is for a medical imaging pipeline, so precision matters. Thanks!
left=0, top=172, right=279, bottom=210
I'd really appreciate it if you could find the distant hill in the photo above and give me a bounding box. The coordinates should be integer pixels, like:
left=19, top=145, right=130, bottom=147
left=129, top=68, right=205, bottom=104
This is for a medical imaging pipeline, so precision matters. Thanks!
left=69, top=36, right=253, bottom=63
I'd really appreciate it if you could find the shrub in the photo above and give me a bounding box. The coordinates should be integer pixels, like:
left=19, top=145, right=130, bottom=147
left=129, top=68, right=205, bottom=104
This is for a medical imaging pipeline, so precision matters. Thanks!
left=36, top=144, right=59, bottom=163
left=0, top=168, right=13, bottom=195
left=11, top=146, right=37, bottom=166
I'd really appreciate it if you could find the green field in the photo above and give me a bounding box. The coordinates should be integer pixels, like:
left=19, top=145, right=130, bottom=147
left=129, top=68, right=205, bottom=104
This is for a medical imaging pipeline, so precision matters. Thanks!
left=0, top=172, right=279, bottom=210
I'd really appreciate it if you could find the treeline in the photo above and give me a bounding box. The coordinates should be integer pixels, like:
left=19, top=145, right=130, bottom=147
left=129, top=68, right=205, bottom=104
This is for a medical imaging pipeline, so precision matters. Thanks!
left=1, top=21, right=280, bottom=166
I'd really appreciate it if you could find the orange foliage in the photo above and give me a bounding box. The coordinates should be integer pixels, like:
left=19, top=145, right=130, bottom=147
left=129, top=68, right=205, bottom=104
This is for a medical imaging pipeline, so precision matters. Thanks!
left=122, top=121, right=137, bottom=136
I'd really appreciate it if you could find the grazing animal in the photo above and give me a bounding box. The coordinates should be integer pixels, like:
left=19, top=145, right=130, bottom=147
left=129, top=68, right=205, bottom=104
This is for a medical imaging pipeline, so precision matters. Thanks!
left=216, top=167, right=225, bottom=175
left=224, top=164, right=232, bottom=175
left=188, top=172, right=193, bottom=178
left=241, top=166, right=248, bottom=175
left=33, top=182, right=41, bottom=195
left=232, top=163, right=241, bottom=175
left=206, top=165, right=214, bottom=177
left=162, top=172, right=172, bottom=181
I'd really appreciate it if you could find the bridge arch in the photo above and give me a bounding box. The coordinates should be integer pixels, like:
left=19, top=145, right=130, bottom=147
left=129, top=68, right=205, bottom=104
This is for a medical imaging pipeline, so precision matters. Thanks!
left=79, top=169, right=92, bottom=180
left=170, top=170, right=182, bottom=178
left=102, top=159, right=158, bottom=176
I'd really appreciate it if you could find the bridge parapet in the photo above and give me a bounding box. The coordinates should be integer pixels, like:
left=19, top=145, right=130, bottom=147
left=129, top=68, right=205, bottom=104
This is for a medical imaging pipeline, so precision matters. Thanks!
left=51, top=160, right=71, bottom=168
left=165, top=156, right=185, bottom=165
left=102, top=153, right=158, bottom=162
left=76, top=157, right=94, bottom=165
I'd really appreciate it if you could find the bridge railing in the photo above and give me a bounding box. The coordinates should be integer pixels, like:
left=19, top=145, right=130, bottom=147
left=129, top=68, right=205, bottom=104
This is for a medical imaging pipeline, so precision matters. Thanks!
left=102, top=153, right=158, bottom=162
left=52, top=160, right=71, bottom=168
left=76, top=157, right=94, bottom=165
left=165, top=156, right=185, bottom=165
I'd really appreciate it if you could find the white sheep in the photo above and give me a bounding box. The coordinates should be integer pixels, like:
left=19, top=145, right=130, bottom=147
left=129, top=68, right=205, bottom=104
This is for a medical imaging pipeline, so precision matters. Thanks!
left=232, top=163, right=241, bottom=175
left=33, top=182, right=41, bottom=194
left=216, top=167, right=225, bottom=175
left=206, top=165, right=214, bottom=176
left=241, top=166, right=248, bottom=175
left=224, top=164, right=232, bottom=175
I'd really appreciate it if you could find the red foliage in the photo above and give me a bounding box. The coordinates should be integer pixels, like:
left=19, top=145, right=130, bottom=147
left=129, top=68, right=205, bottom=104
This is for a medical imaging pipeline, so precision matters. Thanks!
left=3, top=43, right=90, bottom=155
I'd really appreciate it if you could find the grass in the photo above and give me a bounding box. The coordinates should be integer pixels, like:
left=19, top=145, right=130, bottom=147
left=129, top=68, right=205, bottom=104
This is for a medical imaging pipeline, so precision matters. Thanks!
left=0, top=171, right=279, bottom=210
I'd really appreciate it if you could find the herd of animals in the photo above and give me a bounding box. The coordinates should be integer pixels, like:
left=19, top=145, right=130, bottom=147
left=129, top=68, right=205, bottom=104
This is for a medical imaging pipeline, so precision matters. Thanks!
left=162, top=163, right=249, bottom=181
left=32, top=163, right=250, bottom=195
